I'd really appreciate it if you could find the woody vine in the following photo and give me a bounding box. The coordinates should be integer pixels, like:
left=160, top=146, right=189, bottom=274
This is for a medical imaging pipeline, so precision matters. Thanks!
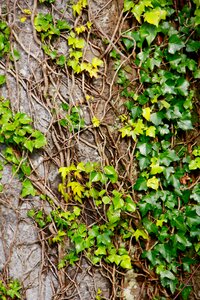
left=0, top=0, right=200, bottom=299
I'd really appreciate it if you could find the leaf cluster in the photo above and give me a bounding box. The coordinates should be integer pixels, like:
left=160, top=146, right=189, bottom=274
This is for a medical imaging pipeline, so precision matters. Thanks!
left=0, top=98, right=46, bottom=197
left=0, top=279, right=22, bottom=299
left=29, top=162, right=145, bottom=271
left=112, top=0, right=200, bottom=297
left=0, top=98, right=46, bottom=152
left=34, top=13, right=71, bottom=42
left=0, top=21, right=10, bottom=58
left=59, top=104, right=85, bottom=132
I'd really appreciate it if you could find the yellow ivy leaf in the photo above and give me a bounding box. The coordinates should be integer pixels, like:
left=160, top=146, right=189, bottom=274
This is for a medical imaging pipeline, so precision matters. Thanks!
left=92, top=116, right=100, bottom=127
left=67, top=181, right=85, bottom=198
left=156, top=218, right=166, bottom=227
left=80, top=62, right=90, bottom=72
left=77, top=162, right=86, bottom=172
left=142, top=107, right=151, bottom=121
left=151, top=96, right=158, bottom=103
left=59, top=165, right=76, bottom=179
left=91, top=57, right=103, bottom=68
left=85, top=94, right=91, bottom=101
left=72, top=0, right=87, bottom=16
left=133, top=119, right=146, bottom=135
left=144, top=8, right=167, bottom=27
left=119, top=114, right=128, bottom=122
left=146, top=126, right=156, bottom=138
left=23, top=9, right=31, bottom=15
left=147, top=176, right=159, bottom=190
left=20, top=17, right=27, bottom=23
left=88, top=67, right=98, bottom=78
left=75, top=25, right=86, bottom=35
left=86, top=21, right=92, bottom=29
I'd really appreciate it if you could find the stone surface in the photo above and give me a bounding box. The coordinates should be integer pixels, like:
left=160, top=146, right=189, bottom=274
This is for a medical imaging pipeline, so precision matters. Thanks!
left=0, top=1, right=120, bottom=299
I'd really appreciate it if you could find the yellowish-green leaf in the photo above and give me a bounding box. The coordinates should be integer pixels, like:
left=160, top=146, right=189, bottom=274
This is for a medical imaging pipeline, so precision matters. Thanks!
left=68, top=34, right=85, bottom=49
left=144, top=8, right=167, bottom=27
left=147, top=176, right=159, bottom=190
left=77, top=162, right=86, bottom=172
left=20, top=17, right=27, bottom=23
left=69, top=49, right=83, bottom=60
left=86, top=21, right=92, bottom=29
left=75, top=25, right=86, bottom=35
left=23, top=9, right=31, bottom=15
left=142, top=107, right=151, bottom=121
left=59, top=165, right=76, bottom=179
left=91, top=57, right=103, bottom=68
left=194, top=242, right=200, bottom=253
left=67, top=181, right=85, bottom=198
left=133, top=229, right=149, bottom=241
left=92, top=116, right=100, bottom=127
left=68, top=59, right=81, bottom=73
left=146, top=126, right=156, bottom=137
left=156, top=218, right=166, bottom=227
left=160, top=100, right=170, bottom=109
left=88, top=67, right=98, bottom=78
left=150, top=158, right=164, bottom=174
left=119, top=125, right=133, bottom=138
left=132, top=119, right=146, bottom=135
left=151, top=96, right=158, bottom=103
left=72, top=0, right=87, bottom=16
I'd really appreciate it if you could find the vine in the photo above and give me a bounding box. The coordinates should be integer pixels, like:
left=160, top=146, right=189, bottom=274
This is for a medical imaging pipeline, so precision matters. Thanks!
left=0, top=0, right=200, bottom=299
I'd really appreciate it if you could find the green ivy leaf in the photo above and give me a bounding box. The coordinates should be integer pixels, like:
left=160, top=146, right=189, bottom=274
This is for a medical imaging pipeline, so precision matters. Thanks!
left=160, top=269, right=175, bottom=280
left=189, top=157, right=200, bottom=170
left=21, top=179, right=36, bottom=197
left=186, top=39, right=200, bottom=52
left=94, top=246, right=107, bottom=256
left=112, top=194, right=124, bottom=210
left=177, top=118, right=193, bottom=130
left=133, top=0, right=153, bottom=22
left=168, top=34, right=185, bottom=54
left=176, top=78, right=189, bottom=96
left=120, top=255, right=132, bottom=269
left=125, top=197, right=136, bottom=212
left=24, top=140, right=34, bottom=152
left=107, top=205, right=121, bottom=224
left=181, top=286, right=192, bottom=300
left=104, top=166, right=118, bottom=183
left=155, top=244, right=173, bottom=263
left=102, top=196, right=111, bottom=204
left=124, top=0, right=134, bottom=12
left=0, top=74, right=6, bottom=85
left=97, top=230, right=112, bottom=246
left=139, top=23, right=157, bottom=46
left=137, top=142, right=152, bottom=156
left=134, top=176, right=148, bottom=191
left=150, top=112, right=164, bottom=125
left=32, top=131, right=47, bottom=148
left=139, top=156, right=150, bottom=170
left=107, top=253, right=122, bottom=265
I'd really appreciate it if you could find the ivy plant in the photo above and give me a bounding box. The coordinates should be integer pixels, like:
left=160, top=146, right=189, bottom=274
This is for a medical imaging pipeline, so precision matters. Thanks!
left=0, top=279, right=22, bottom=299
left=0, top=98, right=46, bottom=196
